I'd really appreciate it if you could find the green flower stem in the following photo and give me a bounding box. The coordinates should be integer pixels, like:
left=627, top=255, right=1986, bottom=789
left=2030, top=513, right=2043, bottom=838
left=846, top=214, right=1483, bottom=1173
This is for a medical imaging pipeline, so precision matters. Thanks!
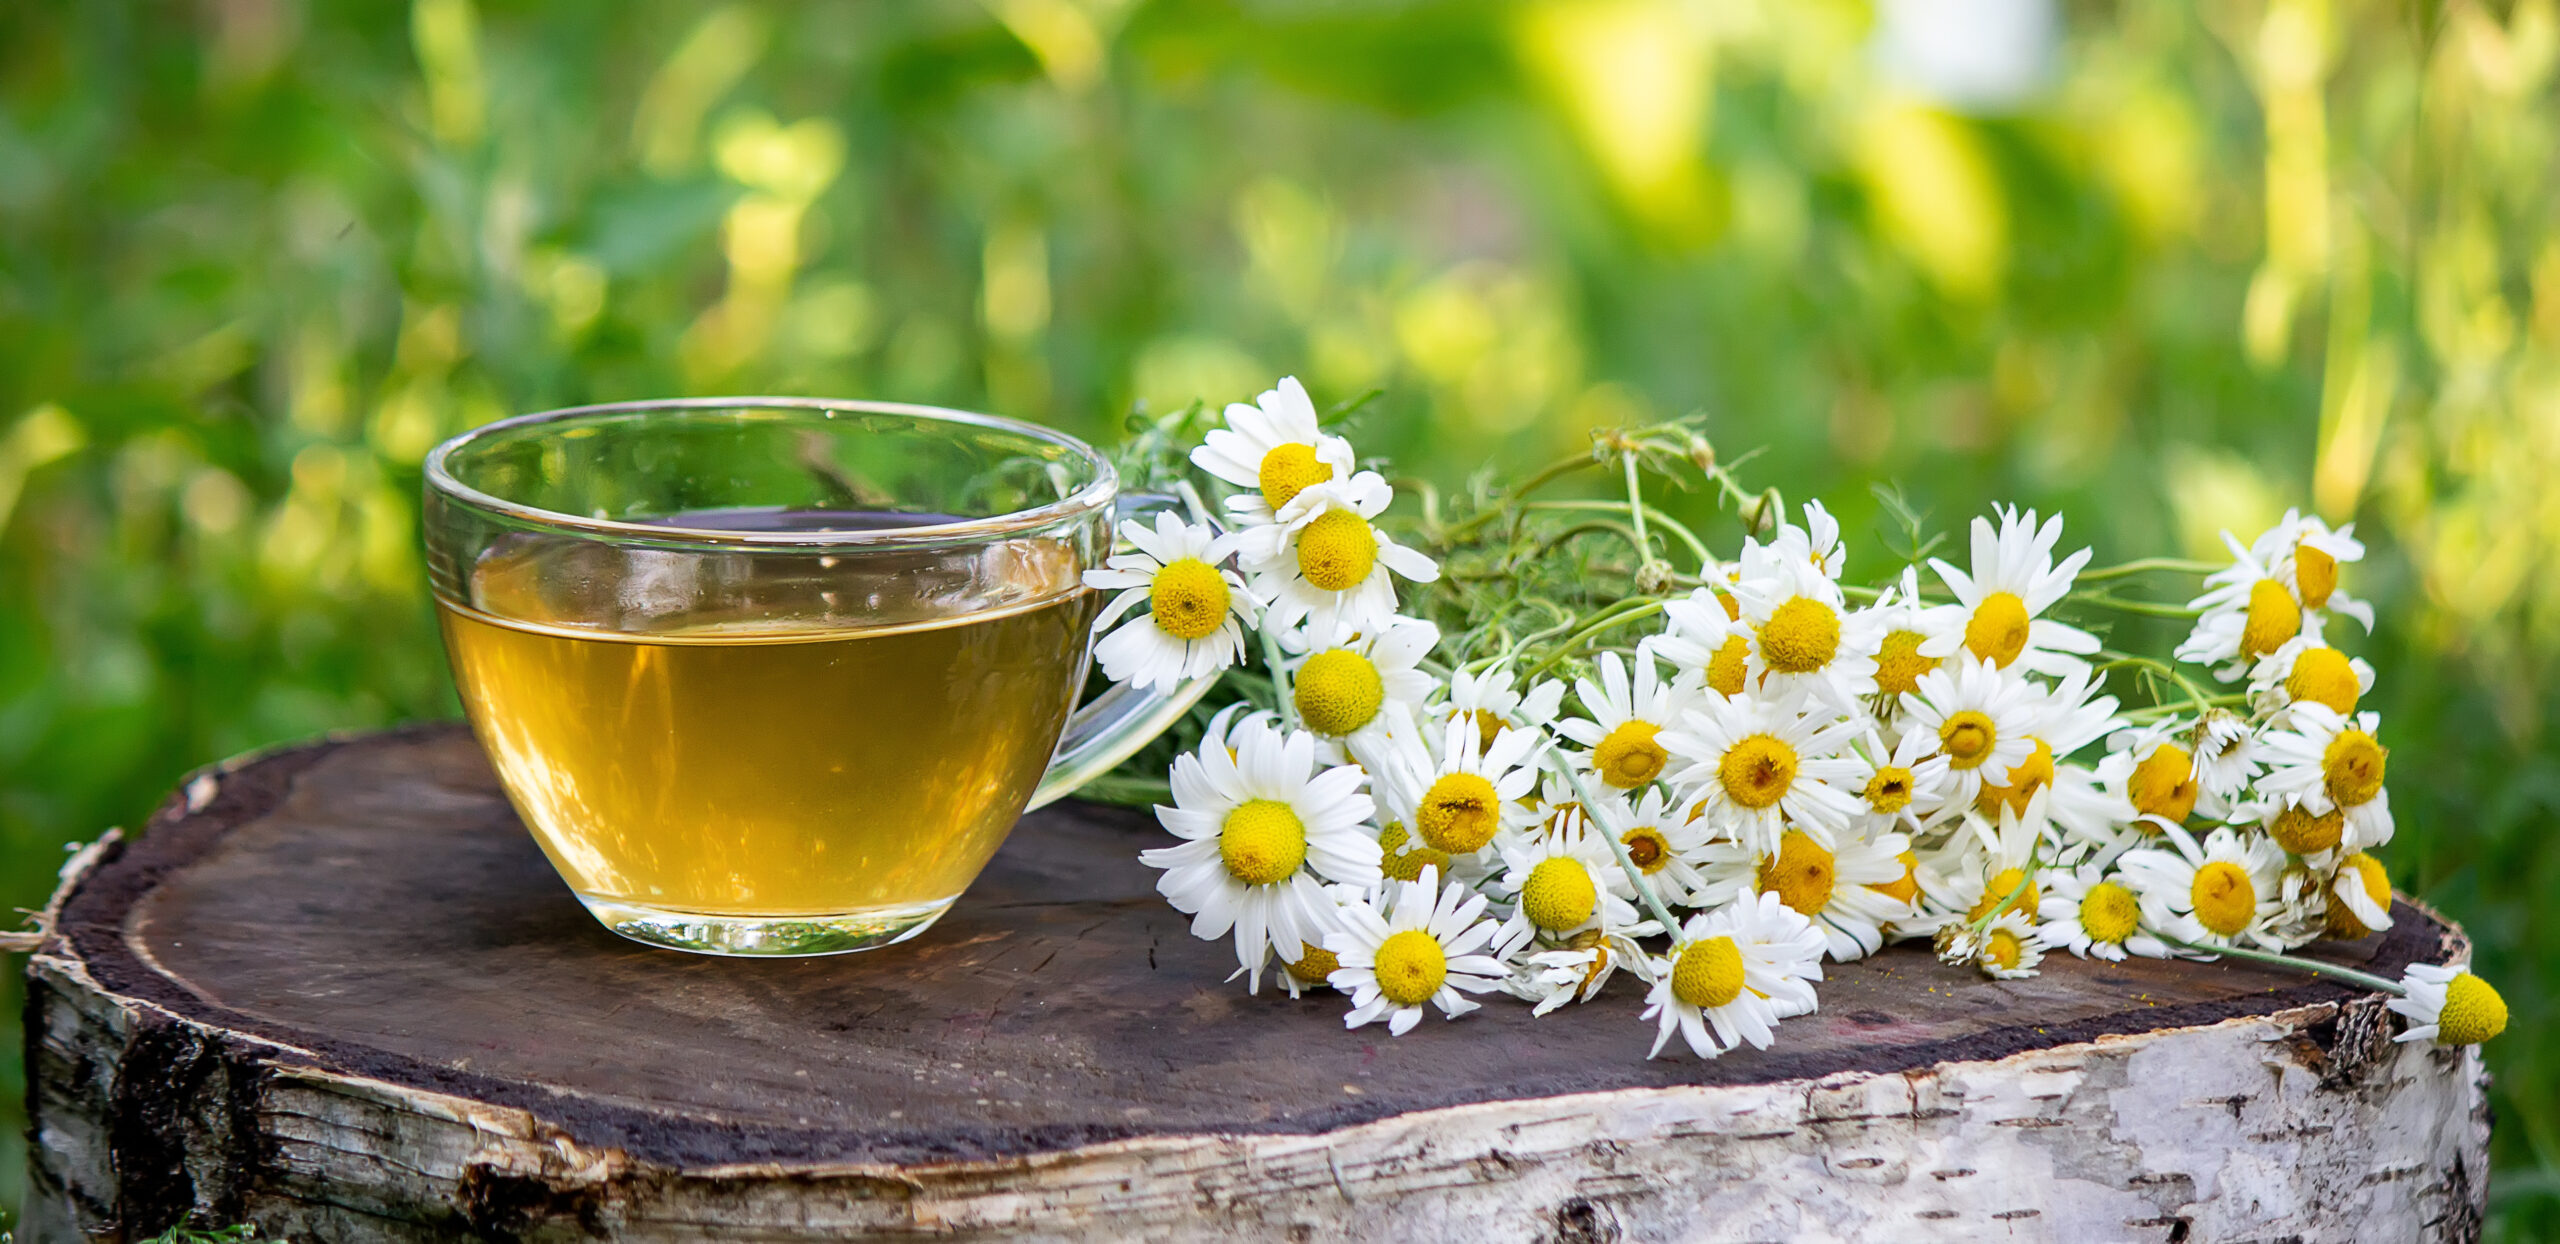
left=1438, top=452, right=1604, bottom=542
left=1524, top=499, right=1715, bottom=568
left=1546, top=759, right=1684, bottom=934
left=1260, top=624, right=1299, bottom=732
left=1521, top=519, right=1644, bottom=566
left=2160, top=936, right=2408, bottom=996
left=2096, top=649, right=2220, bottom=718
left=2123, top=696, right=2247, bottom=722
left=1520, top=600, right=1671, bottom=680
left=2069, top=591, right=2206, bottom=620
left=1965, top=843, right=2044, bottom=938
left=1622, top=450, right=1657, bottom=566
left=2075, top=557, right=2226, bottom=582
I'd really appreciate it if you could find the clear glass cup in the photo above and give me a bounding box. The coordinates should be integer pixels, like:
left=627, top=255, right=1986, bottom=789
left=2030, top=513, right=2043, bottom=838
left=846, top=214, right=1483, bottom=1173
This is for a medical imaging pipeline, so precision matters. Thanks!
left=423, top=398, right=1208, bottom=956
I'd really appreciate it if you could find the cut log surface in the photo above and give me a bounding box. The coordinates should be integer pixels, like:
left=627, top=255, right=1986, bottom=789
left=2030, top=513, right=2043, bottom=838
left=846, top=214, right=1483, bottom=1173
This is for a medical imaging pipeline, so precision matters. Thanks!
left=24, top=725, right=2488, bottom=1242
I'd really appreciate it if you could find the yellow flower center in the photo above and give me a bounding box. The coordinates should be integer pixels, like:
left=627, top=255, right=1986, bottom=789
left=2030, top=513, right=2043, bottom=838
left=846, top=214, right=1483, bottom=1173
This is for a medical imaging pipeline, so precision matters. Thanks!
left=1146, top=557, right=1231, bottom=641
left=1976, top=739, right=2054, bottom=818
left=1758, top=596, right=1842, bottom=674
left=1294, top=648, right=1385, bottom=737
left=1756, top=830, right=1836, bottom=917
left=2322, top=729, right=2387, bottom=807
left=1671, top=935, right=1746, bottom=1009
left=1620, top=826, right=1670, bottom=873
left=1257, top=441, right=1333, bottom=511
left=1984, top=927, right=2027, bottom=971
left=1219, top=799, right=1308, bottom=886
left=1372, top=929, right=1448, bottom=1008
left=1863, top=765, right=1916, bottom=814
left=1591, top=720, right=1670, bottom=789
left=2325, top=851, right=2391, bottom=939
left=1456, top=707, right=1505, bottom=755
left=2270, top=803, right=2346, bottom=857
left=2241, top=578, right=2302, bottom=661
left=2285, top=646, right=2360, bottom=715
left=1872, top=849, right=1921, bottom=905
left=1522, top=857, right=1599, bottom=931
left=1874, top=629, right=1939, bottom=698
left=1295, top=508, right=1377, bottom=592
left=1417, top=772, right=1502, bottom=853
left=2128, top=743, right=2199, bottom=824
left=1965, top=591, right=2033, bottom=667
left=1711, top=587, right=1741, bottom=620
left=2189, top=860, right=2258, bottom=936
left=1286, top=942, right=1340, bottom=987
left=1706, top=634, right=1751, bottom=697
left=2294, top=539, right=2338, bottom=610
left=2080, top=881, right=2141, bottom=944
left=1967, top=866, right=2041, bottom=923
left=1376, top=822, right=1450, bottom=884
left=1717, top=734, right=1799, bottom=809
left=1939, top=710, right=1997, bottom=768
left=2437, top=973, right=2508, bottom=1046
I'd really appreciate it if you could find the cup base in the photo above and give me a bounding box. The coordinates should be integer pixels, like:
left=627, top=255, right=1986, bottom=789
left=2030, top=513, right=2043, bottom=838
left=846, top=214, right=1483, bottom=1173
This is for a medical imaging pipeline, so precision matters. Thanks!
left=576, top=894, right=958, bottom=957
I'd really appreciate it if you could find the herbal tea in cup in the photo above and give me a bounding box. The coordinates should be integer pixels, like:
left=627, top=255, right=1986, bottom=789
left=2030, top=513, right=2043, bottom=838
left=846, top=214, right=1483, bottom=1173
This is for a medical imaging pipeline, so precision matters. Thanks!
left=423, top=400, right=1206, bottom=956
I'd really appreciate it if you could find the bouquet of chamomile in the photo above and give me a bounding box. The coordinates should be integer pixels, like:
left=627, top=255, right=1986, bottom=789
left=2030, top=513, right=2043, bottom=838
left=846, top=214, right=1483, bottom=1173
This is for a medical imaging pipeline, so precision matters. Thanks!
left=1081, top=377, right=2505, bottom=1061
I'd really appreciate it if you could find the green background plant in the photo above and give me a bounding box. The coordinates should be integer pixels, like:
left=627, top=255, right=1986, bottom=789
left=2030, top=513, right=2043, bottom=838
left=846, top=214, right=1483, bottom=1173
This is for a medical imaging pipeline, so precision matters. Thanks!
left=2, top=0, right=2554, bottom=1232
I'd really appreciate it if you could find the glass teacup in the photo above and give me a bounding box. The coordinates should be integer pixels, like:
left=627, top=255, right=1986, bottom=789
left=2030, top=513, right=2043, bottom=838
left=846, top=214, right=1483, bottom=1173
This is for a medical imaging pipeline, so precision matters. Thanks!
left=423, top=398, right=1205, bottom=956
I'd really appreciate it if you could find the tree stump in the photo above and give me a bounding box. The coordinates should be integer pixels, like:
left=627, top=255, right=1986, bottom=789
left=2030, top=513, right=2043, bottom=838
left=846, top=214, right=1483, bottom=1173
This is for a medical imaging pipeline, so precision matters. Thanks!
left=23, top=725, right=2488, bottom=1242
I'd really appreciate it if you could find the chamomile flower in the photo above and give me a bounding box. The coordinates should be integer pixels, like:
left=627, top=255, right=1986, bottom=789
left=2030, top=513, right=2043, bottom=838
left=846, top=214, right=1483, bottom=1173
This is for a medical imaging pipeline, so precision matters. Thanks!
left=2100, top=719, right=2208, bottom=837
left=1846, top=725, right=1945, bottom=837
left=1768, top=498, right=1846, bottom=580
left=1597, top=787, right=1717, bottom=906
left=1489, top=810, right=1641, bottom=949
left=1863, top=566, right=1961, bottom=720
left=2255, top=702, right=2393, bottom=852
left=1899, top=657, right=2041, bottom=822
left=1916, top=794, right=2053, bottom=930
left=1945, top=910, right=2044, bottom=979
left=1083, top=513, right=1257, bottom=692
left=1971, top=670, right=2131, bottom=849
left=2388, top=963, right=2508, bottom=1047
left=2115, top=824, right=2289, bottom=951
left=1240, top=883, right=1358, bottom=999
left=2189, top=709, right=2263, bottom=804
left=2038, top=862, right=2171, bottom=961
left=1693, top=823, right=1914, bottom=961
left=1142, top=720, right=1381, bottom=986
left=1641, top=893, right=1828, bottom=1060
left=1654, top=585, right=1754, bottom=699
left=2254, top=508, right=2374, bottom=634
left=1189, top=376, right=1358, bottom=530
left=2246, top=636, right=2375, bottom=719
left=1660, top=683, right=1865, bottom=853
left=1364, top=713, right=1546, bottom=862
left=2325, top=851, right=2395, bottom=940
left=1730, top=539, right=1883, bottom=713
left=2177, top=529, right=2311, bottom=681
left=1243, top=471, right=1439, bottom=636
left=1281, top=614, right=1439, bottom=749
left=1325, top=866, right=1511, bottom=1035
left=1555, top=649, right=1697, bottom=790
left=1921, top=506, right=2101, bottom=677
left=1430, top=663, right=1566, bottom=756
left=1507, top=922, right=1659, bottom=1016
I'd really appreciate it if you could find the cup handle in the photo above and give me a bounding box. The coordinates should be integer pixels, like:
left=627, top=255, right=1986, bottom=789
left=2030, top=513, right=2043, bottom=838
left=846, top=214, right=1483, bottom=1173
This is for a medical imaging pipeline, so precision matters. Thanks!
left=1025, top=492, right=1224, bottom=811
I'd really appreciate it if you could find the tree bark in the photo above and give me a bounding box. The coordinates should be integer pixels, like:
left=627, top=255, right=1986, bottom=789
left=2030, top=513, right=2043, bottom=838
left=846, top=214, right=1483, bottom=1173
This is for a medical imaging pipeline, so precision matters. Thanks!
left=22, top=726, right=2488, bottom=1242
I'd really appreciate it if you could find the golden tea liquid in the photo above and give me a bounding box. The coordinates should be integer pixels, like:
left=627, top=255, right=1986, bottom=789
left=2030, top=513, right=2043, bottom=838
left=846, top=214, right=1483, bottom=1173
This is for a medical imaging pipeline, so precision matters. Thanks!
left=439, top=511, right=1097, bottom=947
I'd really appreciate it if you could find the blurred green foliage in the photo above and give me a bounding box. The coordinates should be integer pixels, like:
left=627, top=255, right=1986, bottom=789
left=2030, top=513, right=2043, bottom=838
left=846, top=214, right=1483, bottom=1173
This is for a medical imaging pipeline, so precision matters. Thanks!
left=3, top=0, right=2557, bottom=1232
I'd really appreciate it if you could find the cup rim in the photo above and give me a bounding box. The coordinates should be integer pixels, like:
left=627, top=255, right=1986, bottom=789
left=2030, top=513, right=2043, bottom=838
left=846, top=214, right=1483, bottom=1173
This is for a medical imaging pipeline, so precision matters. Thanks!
left=423, top=396, right=1119, bottom=549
